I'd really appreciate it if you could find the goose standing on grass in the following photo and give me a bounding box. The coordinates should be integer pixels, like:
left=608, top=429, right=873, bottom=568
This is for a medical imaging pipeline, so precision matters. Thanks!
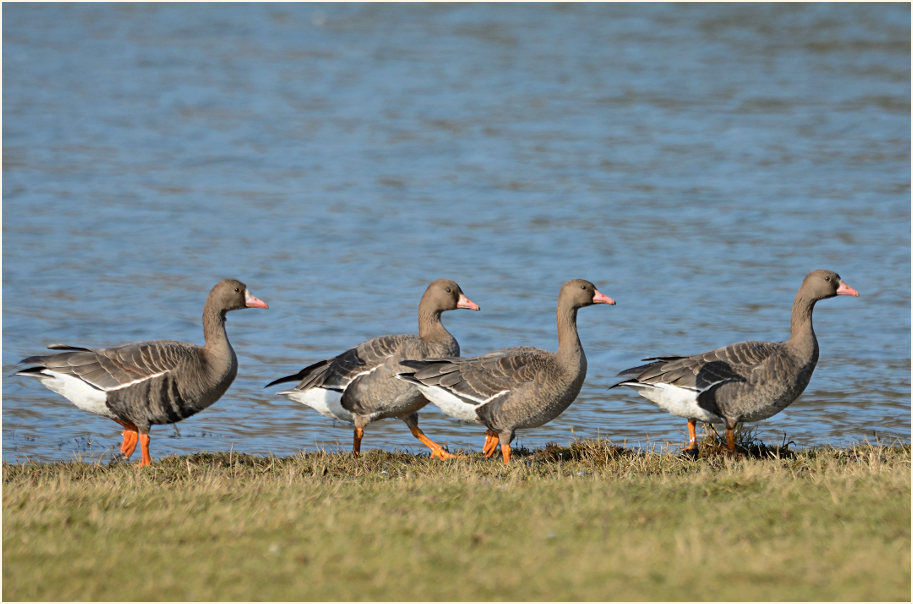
left=398, top=279, right=615, bottom=464
left=16, top=279, right=269, bottom=466
left=611, top=269, right=858, bottom=456
left=266, top=279, right=479, bottom=459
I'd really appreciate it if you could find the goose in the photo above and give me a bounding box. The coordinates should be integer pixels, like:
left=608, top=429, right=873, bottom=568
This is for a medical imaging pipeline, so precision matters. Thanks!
left=266, top=279, right=479, bottom=458
left=16, top=279, right=268, bottom=466
left=611, top=269, right=858, bottom=455
left=398, top=279, right=614, bottom=463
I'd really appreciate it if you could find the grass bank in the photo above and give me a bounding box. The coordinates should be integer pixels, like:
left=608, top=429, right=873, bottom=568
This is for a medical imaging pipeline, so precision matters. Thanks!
left=3, top=440, right=910, bottom=601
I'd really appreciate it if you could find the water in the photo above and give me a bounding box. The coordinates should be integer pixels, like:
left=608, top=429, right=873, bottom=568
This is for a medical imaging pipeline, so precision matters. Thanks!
left=3, top=3, right=909, bottom=463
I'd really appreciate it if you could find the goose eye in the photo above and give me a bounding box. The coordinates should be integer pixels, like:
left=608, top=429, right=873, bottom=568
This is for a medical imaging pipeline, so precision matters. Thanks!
left=445, top=287, right=452, bottom=293
left=234, top=287, right=241, bottom=293
left=824, top=276, right=831, bottom=282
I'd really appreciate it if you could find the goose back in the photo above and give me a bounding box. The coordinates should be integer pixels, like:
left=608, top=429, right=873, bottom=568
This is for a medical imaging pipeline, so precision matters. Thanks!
left=267, top=278, right=479, bottom=433
left=340, top=331, right=460, bottom=421
left=615, top=339, right=815, bottom=424
left=15, top=278, right=267, bottom=465
left=612, top=269, right=857, bottom=452
left=399, top=278, right=614, bottom=458
left=19, top=338, right=238, bottom=429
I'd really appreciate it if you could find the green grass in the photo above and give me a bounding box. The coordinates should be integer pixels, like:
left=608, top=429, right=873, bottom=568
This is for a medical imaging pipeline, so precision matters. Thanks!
left=3, top=439, right=910, bottom=601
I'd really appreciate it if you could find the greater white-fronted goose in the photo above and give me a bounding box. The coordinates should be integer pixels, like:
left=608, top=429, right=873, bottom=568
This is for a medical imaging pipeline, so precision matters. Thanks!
left=611, top=269, right=859, bottom=455
left=398, top=279, right=615, bottom=463
left=266, top=279, right=479, bottom=458
left=16, top=279, right=268, bottom=466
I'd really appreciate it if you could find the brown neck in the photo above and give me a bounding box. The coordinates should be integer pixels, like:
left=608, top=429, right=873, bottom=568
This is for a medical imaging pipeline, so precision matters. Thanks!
left=556, top=303, right=584, bottom=366
left=418, top=307, right=453, bottom=345
left=787, top=289, right=819, bottom=362
left=202, top=303, right=231, bottom=355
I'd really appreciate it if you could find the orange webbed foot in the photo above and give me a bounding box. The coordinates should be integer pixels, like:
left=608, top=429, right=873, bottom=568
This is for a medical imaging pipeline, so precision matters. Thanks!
left=137, top=433, right=152, bottom=467
left=500, top=442, right=512, bottom=464
left=430, top=447, right=465, bottom=460
left=482, top=430, right=499, bottom=458
left=112, top=419, right=139, bottom=460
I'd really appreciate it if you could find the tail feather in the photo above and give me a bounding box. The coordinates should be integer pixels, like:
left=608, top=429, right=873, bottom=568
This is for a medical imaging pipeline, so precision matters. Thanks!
left=14, top=366, right=47, bottom=377
left=614, top=355, right=685, bottom=380
left=609, top=379, right=640, bottom=389
left=265, top=372, right=304, bottom=389
left=18, top=343, right=95, bottom=365
left=265, top=358, right=332, bottom=389
left=47, top=344, right=93, bottom=352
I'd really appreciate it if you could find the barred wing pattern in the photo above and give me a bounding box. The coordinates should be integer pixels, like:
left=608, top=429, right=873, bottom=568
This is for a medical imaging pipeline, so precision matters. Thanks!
left=402, top=347, right=543, bottom=405
left=20, top=340, right=197, bottom=393
left=267, top=334, right=412, bottom=394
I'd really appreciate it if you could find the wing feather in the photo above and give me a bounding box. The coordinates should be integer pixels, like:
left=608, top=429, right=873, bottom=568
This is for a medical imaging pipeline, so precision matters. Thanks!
left=267, top=334, right=413, bottom=392
left=400, top=346, right=547, bottom=406
left=18, top=340, right=194, bottom=391
left=614, top=341, right=782, bottom=392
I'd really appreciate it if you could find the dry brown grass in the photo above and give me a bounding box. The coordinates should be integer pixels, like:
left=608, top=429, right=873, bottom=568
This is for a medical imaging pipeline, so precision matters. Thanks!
left=3, top=440, right=909, bottom=601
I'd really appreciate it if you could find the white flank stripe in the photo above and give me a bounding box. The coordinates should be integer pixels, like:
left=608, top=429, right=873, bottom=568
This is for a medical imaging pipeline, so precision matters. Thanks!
left=107, top=371, right=168, bottom=392
left=480, top=389, right=510, bottom=404
left=348, top=364, right=382, bottom=382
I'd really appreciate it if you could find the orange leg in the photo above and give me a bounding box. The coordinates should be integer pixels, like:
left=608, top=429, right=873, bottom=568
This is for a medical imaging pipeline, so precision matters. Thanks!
left=725, top=425, right=736, bottom=453
left=112, top=419, right=139, bottom=459
left=482, top=430, right=499, bottom=458
left=686, top=419, right=698, bottom=449
left=679, top=419, right=701, bottom=459
left=137, top=433, right=152, bottom=467
left=352, top=427, right=364, bottom=457
left=500, top=441, right=512, bottom=464
left=122, top=431, right=139, bottom=458
left=408, top=425, right=462, bottom=460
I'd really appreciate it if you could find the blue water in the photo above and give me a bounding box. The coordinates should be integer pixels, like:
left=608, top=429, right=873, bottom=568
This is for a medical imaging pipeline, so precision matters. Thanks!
left=3, top=3, right=910, bottom=463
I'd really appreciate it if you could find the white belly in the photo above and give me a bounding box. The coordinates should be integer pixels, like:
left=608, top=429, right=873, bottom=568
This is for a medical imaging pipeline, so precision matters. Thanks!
left=629, top=383, right=723, bottom=423
left=35, top=371, right=114, bottom=418
left=280, top=387, right=353, bottom=423
left=414, top=384, right=483, bottom=424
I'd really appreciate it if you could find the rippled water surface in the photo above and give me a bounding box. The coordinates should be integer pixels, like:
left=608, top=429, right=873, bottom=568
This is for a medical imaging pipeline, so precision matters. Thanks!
left=3, top=3, right=910, bottom=463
